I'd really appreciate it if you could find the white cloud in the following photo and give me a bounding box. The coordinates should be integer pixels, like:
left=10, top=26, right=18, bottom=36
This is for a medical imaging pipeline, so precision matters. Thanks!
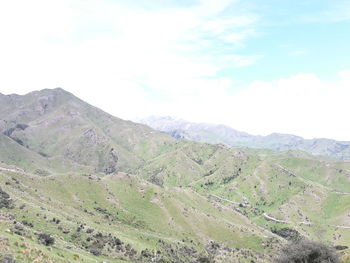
left=123, top=70, right=350, bottom=141
left=1, top=1, right=349, bottom=140
left=0, top=0, right=258, bottom=102
left=168, top=71, right=350, bottom=141
left=0, top=0, right=74, bottom=41
left=202, top=15, right=258, bottom=34
left=0, top=0, right=257, bottom=85
left=220, top=54, right=263, bottom=67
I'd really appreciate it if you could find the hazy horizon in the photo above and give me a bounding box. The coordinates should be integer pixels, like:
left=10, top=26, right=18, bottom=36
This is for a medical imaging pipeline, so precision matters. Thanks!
left=1, top=0, right=349, bottom=140
left=2, top=87, right=349, bottom=142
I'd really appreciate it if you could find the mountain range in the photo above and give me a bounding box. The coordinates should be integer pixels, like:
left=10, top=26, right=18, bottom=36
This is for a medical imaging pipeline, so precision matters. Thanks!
left=137, top=116, right=350, bottom=160
left=0, top=88, right=349, bottom=263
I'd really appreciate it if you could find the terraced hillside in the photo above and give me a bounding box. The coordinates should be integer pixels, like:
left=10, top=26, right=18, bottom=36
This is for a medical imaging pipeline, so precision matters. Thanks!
left=0, top=89, right=349, bottom=262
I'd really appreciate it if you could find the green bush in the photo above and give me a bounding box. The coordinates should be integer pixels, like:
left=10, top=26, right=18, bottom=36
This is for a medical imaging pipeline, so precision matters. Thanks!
left=274, top=239, right=340, bottom=263
left=38, top=233, right=55, bottom=246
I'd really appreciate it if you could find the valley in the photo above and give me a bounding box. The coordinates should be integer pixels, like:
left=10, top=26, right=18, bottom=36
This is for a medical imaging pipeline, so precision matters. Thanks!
left=0, top=88, right=349, bottom=262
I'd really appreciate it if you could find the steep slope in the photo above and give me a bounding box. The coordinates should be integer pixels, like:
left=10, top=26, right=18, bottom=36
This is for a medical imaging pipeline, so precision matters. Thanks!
left=190, top=151, right=350, bottom=247
left=0, top=89, right=174, bottom=174
left=1, top=89, right=349, bottom=262
left=0, top=168, right=276, bottom=262
left=138, top=116, right=350, bottom=160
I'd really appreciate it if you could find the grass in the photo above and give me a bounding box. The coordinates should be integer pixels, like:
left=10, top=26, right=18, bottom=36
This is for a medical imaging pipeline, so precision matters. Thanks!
left=1, top=89, right=349, bottom=262
left=0, top=168, right=277, bottom=262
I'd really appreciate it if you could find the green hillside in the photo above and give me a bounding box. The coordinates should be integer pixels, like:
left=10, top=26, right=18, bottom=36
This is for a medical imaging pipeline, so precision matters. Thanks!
left=0, top=88, right=174, bottom=175
left=0, top=169, right=276, bottom=262
left=0, top=89, right=349, bottom=262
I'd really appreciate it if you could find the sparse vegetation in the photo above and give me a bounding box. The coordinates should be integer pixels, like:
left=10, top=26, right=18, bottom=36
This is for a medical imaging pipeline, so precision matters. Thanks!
left=274, top=239, right=340, bottom=263
left=0, top=88, right=349, bottom=262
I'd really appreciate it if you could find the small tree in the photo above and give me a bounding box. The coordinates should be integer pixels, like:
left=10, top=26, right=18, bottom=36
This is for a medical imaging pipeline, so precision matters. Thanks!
left=274, top=239, right=340, bottom=263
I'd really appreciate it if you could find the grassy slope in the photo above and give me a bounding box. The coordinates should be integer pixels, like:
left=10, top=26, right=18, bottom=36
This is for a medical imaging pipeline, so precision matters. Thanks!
left=0, top=89, right=174, bottom=175
left=1, top=89, right=349, bottom=261
left=0, top=168, right=276, bottom=262
left=189, top=151, right=350, bottom=249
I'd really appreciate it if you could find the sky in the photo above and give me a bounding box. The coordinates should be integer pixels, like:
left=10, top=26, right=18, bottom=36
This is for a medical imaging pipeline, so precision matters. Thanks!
left=0, top=0, right=350, bottom=140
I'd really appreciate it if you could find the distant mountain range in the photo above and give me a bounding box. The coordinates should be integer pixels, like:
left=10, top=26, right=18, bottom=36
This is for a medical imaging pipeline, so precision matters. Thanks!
left=137, top=116, right=350, bottom=160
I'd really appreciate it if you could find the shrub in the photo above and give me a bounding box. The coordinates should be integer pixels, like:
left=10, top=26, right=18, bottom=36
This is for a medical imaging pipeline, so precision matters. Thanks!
left=198, top=257, right=211, bottom=263
left=0, top=253, right=15, bottom=263
left=271, top=227, right=302, bottom=241
left=38, top=233, right=55, bottom=246
left=89, top=248, right=101, bottom=256
left=274, top=239, right=340, bottom=263
left=0, top=188, right=13, bottom=209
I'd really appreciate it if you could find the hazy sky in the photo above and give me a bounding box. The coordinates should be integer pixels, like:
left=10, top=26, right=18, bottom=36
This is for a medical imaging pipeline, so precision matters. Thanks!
left=0, top=0, right=350, bottom=140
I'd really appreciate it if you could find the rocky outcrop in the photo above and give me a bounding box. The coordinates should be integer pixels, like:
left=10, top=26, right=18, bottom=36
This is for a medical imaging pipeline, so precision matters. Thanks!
left=104, top=148, right=118, bottom=174
left=0, top=187, right=13, bottom=209
left=3, top=123, right=29, bottom=137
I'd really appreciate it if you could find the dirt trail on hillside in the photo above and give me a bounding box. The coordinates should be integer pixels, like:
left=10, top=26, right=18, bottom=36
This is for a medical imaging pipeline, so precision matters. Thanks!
left=211, top=192, right=350, bottom=230
left=263, top=213, right=350, bottom=229
left=0, top=167, right=26, bottom=175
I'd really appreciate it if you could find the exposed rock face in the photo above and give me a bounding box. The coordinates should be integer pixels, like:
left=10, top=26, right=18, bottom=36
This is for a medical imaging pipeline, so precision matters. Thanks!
left=168, top=129, right=186, bottom=139
left=104, top=148, right=118, bottom=174
left=3, top=123, right=29, bottom=137
left=0, top=187, right=13, bottom=209
left=83, top=129, right=108, bottom=146
left=0, top=120, right=6, bottom=133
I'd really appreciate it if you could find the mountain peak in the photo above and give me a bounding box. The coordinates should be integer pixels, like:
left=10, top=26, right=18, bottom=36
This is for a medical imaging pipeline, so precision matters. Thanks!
left=0, top=87, right=71, bottom=98
left=28, top=87, right=72, bottom=96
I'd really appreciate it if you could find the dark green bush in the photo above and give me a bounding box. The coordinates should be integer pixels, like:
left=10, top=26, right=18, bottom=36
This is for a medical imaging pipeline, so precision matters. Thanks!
left=271, top=227, right=302, bottom=241
left=38, top=233, right=55, bottom=246
left=274, top=239, right=340, bottom=263
left=0, top=187, right=13, bottom=209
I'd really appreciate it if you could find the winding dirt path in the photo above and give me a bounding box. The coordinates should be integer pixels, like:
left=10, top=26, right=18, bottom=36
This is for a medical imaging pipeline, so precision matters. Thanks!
left=210, top=193, right=350, bottom=230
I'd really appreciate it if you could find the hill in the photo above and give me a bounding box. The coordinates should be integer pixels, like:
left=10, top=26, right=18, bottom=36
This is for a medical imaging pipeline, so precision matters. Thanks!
left=0, top=88, right=174, bottom=175
left=138, top=116, right=350, bottom=160
left=0, top=89, right=349, bottom=262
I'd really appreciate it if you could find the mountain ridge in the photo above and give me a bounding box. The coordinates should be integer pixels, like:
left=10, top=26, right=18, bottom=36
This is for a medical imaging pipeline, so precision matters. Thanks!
left=0, top=88, right=349, bottom=262
left=0, top=88, right=176, bottom=175
left=137, top=116, right=350, bottom=160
